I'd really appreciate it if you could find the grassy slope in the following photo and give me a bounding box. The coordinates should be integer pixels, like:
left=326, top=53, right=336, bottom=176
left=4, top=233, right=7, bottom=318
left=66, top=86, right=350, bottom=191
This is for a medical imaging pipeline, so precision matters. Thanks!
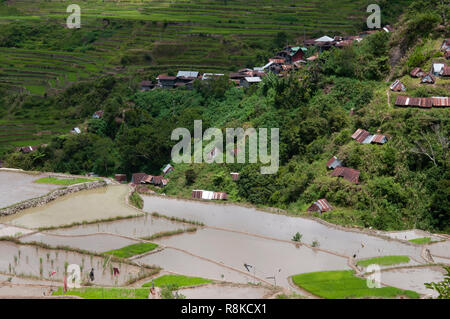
left=52, top=287, right=150, bottom=299
left=33, top=176, right=93, bottom=185
left=409, top=237, right=431, bottom=244
left=142, top=274, right=212, bottom=288
left=356, top=256, right=410, bottom=267
left=104, top=242, right=158, bottom=258
left=292, top=270, right=420, bottom=299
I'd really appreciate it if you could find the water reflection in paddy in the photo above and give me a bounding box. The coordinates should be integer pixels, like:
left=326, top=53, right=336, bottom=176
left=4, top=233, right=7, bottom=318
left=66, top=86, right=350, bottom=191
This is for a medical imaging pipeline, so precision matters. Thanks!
left=1, top=185, right=139, bottom=228
left=0, top=241, right=151, bottom=286
left=152, top=228, right=350, bottom=289
left=47, top=214, right=193, bottom=239
left=0, top=171, right=60, bottom=209
left=142, top=196, right=425, bottom=260
left=20, top=232, right=139, bottom=253
left=135, top=248, right=255, bottom=285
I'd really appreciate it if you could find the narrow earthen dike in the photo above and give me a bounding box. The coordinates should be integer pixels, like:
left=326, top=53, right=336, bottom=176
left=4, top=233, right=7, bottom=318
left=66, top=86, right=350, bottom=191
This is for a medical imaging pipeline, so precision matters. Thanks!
left=0, top=180, right=107, bottom=216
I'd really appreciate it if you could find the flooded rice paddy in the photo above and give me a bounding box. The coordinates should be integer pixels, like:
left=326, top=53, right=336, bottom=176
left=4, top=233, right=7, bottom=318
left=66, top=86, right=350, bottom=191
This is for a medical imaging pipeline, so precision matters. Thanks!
left=142, top=196, right=425, bottom=260
left=135, top=248, right=256, bottom=285
left=0, top=224, right=34, bottom=237
left=46, top=214, right=193, bottom=239
left=19, top=232, right=140, bottom=253
left=426, top=241, right=450, bottom=259
left=0, top=241, right=152, bottom=286
left=0, top=185, right=139, bottom=228
left=151, top=228, right=350, bottom=289
left=379, top=266, right=446, bottom=298
left=0, top=171, right=59, bottom=209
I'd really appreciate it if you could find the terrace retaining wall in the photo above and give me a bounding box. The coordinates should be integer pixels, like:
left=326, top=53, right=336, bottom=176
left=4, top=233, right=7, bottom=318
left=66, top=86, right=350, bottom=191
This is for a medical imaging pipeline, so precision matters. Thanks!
left=0, top=180, right=107, bottom=216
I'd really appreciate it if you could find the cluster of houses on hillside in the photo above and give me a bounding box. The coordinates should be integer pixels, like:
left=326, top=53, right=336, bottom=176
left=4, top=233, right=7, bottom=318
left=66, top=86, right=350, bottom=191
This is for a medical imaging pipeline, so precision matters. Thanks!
left=310, top=126, right=390, bottom=213
left=138, top=26, right=395, bottom=92
left=302, top=25, right=394, bottom=52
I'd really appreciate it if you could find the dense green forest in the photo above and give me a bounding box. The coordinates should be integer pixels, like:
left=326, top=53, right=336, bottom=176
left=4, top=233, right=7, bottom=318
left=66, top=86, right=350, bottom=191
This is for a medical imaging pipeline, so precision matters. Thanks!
left=1, top=1, right=449, bottom=233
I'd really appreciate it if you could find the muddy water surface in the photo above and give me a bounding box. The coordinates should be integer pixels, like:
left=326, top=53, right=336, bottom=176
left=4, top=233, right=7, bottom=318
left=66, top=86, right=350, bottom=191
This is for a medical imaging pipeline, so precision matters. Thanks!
left=1, top=185, right=139, bottom=228
left=0, top=241, right=151, bottom=286
left=20, top=232, right=139, bottom=253
left=0, top=171, right=59, bottom=208
left=142, top=196, right=424, bottom=259
left=379, top=266, right=446, bottom=298
left=153, top=228, right=350, bottom=289
left=46, top=214, right=192, bottom=239
left=136, top=248, right=256, bottom=284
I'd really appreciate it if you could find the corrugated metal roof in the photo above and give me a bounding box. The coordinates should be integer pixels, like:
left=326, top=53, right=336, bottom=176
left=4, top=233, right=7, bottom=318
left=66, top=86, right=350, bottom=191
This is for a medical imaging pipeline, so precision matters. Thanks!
left=395, top=96, right=433, bottom=108
left=331, top=166, right=360, bottom=184
left=442, top=66, right=450, bottom=76
left=432, top=97, right=450, bottom=107
left=316, top=198, right=333, bottom=212
left=245, top=77, right=262, bottom=83
left=352, top=129, right=371, bottom=143
left=177, top=71, right=199, bottom=78
left=410, top=67, right=423, bottom=77
left=372, top=134, right=387, bottom=144
left=326, top=156, right=342, bottom=169
left=315, top=35, right=334, bottom=42
left=157, top=75, right=177, bottom=80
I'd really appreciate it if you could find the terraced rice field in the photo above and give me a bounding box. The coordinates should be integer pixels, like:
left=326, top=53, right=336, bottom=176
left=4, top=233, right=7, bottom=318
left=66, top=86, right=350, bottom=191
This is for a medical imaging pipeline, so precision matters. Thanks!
left=0, top=0, right=380, bottom=96
left=1, top=183, right=448, bottom=298
left=0, top=170, right=60, bottom=209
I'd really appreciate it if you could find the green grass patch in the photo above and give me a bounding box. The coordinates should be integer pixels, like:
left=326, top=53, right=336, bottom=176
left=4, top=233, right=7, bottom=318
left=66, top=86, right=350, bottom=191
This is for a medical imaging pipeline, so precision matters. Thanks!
left=143, top=274, right=212, bottom=288
left=129, top=191, right=143, bottom=209
left=409, top=237, right=431, bottom=244
left=52, top=287, right=150, bottom=299
left=104, top=242, right=158, bottom=258
left=33, top=176, right=93, bottom=185
left=356, top=256, right=410, bottom=267
left=292, top=270, right=420, bottom=299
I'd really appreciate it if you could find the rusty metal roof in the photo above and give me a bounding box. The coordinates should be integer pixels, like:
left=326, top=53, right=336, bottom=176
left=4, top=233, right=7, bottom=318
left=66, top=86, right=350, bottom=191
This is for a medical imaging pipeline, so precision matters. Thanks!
left=352, top=129, right=371, bottom=143
left=395, top=96, right=433, bottom=108
left=442, top=66, right=450, bottom=76
left=331, top=166, right=360, bottom=184
left=410, top=67, right=423, bottom=77
left=371, top=134, right=387, bottom=144
left=432, top=97, right=450, bottom=107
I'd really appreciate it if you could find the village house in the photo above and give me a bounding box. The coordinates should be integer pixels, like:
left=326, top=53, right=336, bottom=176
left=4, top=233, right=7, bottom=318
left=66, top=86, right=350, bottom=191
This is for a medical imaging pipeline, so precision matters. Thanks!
left=390, top=80, right=406, bottom=92
left=139, top=80, right=154, bottom=91
left=114, top=174, right=127, bottom=183
left=156, top=74, right=177, bottom=89
left=445, top=50, right=450, bottom=60
left=330, top=166, right=360, bottom=184
left=441, top=65, right=450, bottom=77
left=395, top=96, right=433, bottom=108
left=162, top=164, right=174, bottom=175
left=431, top=97, right=450, bottom=107
left=192, top=190, right=227, bottom=200
left=440, top=38, right=450, bottom=51
left=431, top=63, right=445, bottom=76
left=201, top=73, right=225, bottom=80
left=351, top=129, right=387, bottom=144
left=410, top=67, right=424, bottom=78
left=326, top=156, right=342, bottom=169
left=421, top=73, right=435, bottom=84
left=92, top=110, right=104, bottom=119
left=307, top=198, right=333, bottom=214
left=71, top=127, right=81, bottom=134
left=176, top=71, right=199, bottom=82
left=230, top=172, right=240, bottom=181
left=241, top=76, right=262, bottom=88
left=131, top=173, right=169, bottom=187
left=19, top=146, right=37, bottom=154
